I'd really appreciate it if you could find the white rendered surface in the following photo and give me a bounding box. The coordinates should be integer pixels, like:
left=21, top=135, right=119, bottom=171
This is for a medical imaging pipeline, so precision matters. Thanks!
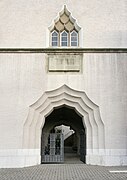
left=0, top=1, right=127, bottom=168
left=0, top=1, right=127, bottom=47
left=0, top=53, right=127, bottom=167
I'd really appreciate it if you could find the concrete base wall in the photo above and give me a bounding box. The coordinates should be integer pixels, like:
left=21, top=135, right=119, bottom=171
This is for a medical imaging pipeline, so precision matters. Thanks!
left=0, top=149, right=127, bottom=168
left=0, top=149, right=40, bottom=168
left=86, top=154, right=127, bottom=166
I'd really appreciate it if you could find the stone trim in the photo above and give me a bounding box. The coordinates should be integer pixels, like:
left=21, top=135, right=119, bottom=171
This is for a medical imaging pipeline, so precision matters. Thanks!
left=0, top=48, right=127, bottom=53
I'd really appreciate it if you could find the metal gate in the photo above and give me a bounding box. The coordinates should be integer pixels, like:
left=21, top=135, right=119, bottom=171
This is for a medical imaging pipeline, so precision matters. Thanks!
left=41, top=133, right=64, bottom=163
left=80, top=130, right=86, bottom=163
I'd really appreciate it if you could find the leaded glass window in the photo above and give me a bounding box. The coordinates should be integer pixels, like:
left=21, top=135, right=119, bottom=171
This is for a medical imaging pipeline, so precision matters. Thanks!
left=71, top=30, right=78, bottom=46
left=51, top=30, right=58, bottom=47
left=61, top=31, right=68, bottom=47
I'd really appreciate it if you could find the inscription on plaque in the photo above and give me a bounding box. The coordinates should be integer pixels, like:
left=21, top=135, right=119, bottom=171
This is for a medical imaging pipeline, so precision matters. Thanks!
left=48, top=54, right=83, bottom=72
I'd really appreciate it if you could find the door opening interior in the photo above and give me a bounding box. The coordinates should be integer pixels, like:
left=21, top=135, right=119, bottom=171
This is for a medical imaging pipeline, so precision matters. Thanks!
left=41, top=106, right=86, bottom=164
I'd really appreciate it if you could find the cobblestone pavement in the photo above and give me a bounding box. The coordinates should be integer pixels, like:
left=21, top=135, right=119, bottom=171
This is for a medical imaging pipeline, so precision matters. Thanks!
left=0, top=164, right=127, bottom=180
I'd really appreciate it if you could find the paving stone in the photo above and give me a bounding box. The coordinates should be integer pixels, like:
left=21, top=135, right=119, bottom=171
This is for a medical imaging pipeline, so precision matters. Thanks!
left=0, top=164, right=127, bottom=180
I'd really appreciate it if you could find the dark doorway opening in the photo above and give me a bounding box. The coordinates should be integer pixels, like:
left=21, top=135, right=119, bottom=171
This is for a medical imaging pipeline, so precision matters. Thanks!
left=41, top=106, right=86, bottom=164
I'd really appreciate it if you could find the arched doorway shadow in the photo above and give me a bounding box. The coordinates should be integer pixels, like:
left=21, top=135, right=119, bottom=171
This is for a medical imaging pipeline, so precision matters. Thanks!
left=41, top=105, right=86, bottom=164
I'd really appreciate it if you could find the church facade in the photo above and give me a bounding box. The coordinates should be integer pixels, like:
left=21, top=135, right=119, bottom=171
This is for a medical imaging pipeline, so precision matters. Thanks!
left=0, top=1, right=127, bottom=168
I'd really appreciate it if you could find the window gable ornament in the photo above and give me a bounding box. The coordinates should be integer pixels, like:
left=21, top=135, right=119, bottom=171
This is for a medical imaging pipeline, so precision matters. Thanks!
left=49, top=5, right=81, bottom=47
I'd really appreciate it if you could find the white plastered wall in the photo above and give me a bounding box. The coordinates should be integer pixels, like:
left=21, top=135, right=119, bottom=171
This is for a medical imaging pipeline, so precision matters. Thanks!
left=0, top=0, right=127, bottom=168
left=0, top=53, right=127, bottom=167
left=0, top=0, right=127, bottom=48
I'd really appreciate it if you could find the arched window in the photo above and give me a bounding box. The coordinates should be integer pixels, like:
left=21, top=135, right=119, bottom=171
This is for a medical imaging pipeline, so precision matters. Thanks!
left=49, top=6, right=81, bottom=47
left=51, top=30, right=58, bottom=47
left=70, top=30, right=78, bottom=47
left=61, top=31, right=68, bottom=47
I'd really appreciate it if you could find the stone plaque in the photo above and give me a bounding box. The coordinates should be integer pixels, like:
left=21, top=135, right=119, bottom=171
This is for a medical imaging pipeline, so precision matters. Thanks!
left=48, top=54, right=82, bottom=72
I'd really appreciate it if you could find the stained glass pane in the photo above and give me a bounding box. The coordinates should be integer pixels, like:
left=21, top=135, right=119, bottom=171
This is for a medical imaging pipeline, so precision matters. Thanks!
left=71, top=36, right=77, bottom=41
left=52, top=31, right=58, bottom=46
left=61, top=41, right=67, bottom=46
left=52, top=42, right=58, bottom=46
left=61, top=31, right=68, bottom=46
left=71, top=31, right=77, bottom=36
left=71, top=30, right=78, bottom=46
left=62, top=37, right=67, bottom=41
left=52, top=31, right=58, bottom=36
left=71, top=42, right=77, bottom=46
left=62, top=31, right=67, bottom=36
left=52, top=37, right=58, bottom=41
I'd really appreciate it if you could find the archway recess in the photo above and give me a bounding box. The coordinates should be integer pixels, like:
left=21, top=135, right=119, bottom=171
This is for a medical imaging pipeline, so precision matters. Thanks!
left=23, top=85, right=105, bottom=165
left=41, top=105, right=86, bottom=163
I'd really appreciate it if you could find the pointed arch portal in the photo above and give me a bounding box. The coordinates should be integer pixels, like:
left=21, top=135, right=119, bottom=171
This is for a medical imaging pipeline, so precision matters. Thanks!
left=23, top=85, right=105, bottom=165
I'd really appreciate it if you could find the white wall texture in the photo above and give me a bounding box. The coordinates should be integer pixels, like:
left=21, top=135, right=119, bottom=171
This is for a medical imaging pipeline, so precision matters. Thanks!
left=0, top=0, right=127, bottom=167
left=0, top=0, right=127, bottom=47
left=0, top=53, right=127, bottom=167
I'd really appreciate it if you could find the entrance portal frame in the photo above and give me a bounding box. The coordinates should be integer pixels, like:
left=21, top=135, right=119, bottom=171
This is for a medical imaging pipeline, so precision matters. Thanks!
left=23, top=85, right=105, bottom=165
